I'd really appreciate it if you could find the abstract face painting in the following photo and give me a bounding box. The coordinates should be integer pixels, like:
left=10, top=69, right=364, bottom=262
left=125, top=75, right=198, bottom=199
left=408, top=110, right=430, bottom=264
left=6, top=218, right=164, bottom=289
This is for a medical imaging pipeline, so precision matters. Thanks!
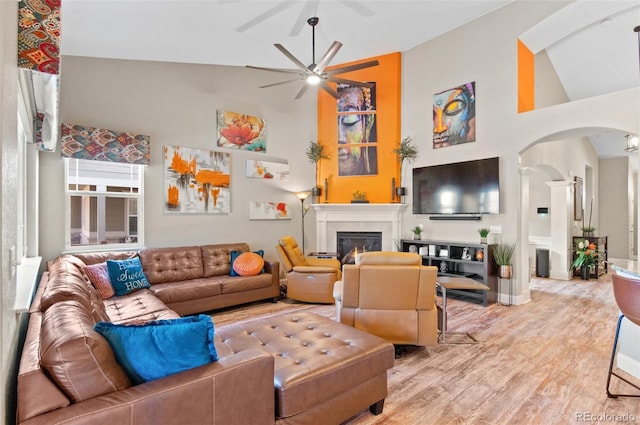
left=337, top=83, right=378, bottom=176
left=433, top=82, right=476, bottom=149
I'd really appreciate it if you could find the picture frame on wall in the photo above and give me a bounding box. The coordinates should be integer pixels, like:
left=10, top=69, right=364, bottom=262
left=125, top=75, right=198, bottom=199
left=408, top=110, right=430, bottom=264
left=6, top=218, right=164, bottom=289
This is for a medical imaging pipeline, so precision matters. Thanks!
left=574, top=176, right=583, bottom=221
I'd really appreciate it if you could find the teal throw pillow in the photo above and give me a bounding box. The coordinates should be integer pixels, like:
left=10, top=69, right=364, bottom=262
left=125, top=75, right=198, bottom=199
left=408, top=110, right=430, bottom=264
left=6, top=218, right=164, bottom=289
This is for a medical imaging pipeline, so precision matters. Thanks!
left=106, top=257, right=150, bottom=296
left=94, top=315, right=218, bottom=385
left=230, top=249, right=264, bottom=276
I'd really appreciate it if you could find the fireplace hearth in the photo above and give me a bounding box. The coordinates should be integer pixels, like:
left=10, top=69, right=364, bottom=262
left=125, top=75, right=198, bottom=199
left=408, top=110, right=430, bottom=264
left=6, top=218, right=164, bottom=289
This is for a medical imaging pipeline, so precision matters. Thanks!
left=337, top=231, right=382, bottom=264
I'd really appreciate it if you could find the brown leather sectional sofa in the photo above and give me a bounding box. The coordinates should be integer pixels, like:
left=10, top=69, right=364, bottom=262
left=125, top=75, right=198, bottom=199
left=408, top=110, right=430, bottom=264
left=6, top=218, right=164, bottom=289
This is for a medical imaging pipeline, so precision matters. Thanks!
left=17, top=243, right=395, bottom=425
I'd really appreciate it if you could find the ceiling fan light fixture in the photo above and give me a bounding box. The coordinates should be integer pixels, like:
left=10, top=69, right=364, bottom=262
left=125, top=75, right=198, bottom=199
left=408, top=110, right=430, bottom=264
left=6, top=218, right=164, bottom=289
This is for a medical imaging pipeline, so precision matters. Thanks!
left=306, top=73, right=321, bottom=85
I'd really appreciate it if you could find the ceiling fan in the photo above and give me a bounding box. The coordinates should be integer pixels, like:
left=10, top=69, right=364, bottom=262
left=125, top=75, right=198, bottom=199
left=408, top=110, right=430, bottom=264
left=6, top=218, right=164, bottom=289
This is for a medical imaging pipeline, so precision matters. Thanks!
left=246, top=17, right=379, bottom=99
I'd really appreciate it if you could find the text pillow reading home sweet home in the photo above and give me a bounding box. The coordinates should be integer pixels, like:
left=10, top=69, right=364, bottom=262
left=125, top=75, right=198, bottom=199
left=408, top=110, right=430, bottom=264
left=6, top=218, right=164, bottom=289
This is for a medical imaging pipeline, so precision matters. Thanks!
left=106, top=257, right=151, bottom=296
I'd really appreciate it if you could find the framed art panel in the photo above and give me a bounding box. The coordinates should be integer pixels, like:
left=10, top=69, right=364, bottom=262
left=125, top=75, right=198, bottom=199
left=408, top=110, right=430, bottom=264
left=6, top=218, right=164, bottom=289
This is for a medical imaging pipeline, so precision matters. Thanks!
left=574, top=176, right=583, bottom=221
left=249, top=201, right=290, bottom=220
left=217, top=110, right=266, bottom=152
left=433, top=81, right=476, bottom=149
left=245, top=160, right=290, bottom=180
left=164, top=145, right=230, bottom=214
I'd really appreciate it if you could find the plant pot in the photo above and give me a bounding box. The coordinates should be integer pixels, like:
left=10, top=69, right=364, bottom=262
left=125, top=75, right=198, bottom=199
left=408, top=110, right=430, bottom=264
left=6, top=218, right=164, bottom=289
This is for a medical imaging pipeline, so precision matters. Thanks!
left=413, top=234, right=421, bottom=240
left=580, top=265, right=590, bottom=280
left=498, top=265, right=512, bottom=279
left=480, top=237, right=487, bottom=244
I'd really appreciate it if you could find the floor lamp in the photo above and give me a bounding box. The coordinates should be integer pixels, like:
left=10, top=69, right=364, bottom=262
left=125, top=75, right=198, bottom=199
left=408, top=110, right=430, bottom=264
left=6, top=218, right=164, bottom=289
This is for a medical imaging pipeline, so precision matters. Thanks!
left=296, top=191, right=311, bottom=254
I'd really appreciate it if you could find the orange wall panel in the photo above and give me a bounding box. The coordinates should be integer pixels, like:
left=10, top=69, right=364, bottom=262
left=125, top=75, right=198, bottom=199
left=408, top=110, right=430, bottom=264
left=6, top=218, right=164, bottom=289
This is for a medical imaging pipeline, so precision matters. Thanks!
left=317, top=52, right=402, bottom=203
left=517, top=39, right=535, bottom=113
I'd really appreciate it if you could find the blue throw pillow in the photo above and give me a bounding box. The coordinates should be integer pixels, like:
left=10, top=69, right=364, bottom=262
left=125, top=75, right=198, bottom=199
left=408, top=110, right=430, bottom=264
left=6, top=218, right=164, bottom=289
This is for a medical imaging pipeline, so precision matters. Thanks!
left=94, top=315, right=218, bottom=385
left=106, top=257, right=151, bottom=296
left=230, top=249, right=264, bottom=276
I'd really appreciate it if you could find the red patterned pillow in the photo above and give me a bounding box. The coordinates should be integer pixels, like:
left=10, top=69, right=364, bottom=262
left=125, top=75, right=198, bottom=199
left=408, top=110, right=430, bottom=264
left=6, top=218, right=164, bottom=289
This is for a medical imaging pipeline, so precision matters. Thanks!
left=84, top=262, right=115, bottom=299
left=232, top=252, right=265, bottom=276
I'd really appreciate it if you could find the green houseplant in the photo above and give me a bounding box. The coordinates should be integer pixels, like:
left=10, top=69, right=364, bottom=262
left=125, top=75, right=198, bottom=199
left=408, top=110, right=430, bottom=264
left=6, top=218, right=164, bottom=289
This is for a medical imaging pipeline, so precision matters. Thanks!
left=478, top=228, right=490, bottom=244
left=392, top=136, right=418, bottom=201
left=493, top=241, right=516, bottom=278
left=411, top=225, right=423, bottom=240
left=306, top=141, right=330, bottom=198
left=572, top=239, right=598, bottom=280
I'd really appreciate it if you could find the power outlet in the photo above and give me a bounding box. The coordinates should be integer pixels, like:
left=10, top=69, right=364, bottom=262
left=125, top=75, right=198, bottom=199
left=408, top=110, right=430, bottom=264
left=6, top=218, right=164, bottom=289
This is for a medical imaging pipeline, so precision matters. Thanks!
left=490, top=226, right=502, bottom=234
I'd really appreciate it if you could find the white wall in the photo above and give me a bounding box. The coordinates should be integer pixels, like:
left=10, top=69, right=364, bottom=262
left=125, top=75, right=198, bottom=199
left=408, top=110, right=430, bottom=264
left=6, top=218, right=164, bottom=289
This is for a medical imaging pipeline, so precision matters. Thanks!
left=1, top=1, right=20, bottom=423
left=40, top=56, right=319, bottom=265
left=599, top=157, right=631, bottom=259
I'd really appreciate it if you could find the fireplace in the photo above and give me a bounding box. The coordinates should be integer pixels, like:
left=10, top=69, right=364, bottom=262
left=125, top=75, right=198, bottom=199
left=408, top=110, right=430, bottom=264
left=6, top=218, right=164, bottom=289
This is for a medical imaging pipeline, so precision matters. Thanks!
left=312, top=203, right=407, bottom=255
left=337, top=231, right=382, bottom=264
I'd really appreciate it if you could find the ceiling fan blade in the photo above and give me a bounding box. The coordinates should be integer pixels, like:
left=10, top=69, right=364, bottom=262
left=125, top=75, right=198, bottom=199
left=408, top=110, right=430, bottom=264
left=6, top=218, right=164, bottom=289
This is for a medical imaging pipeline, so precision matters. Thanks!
left=319, top=80, right=339, bottom=99
left=326, top=60, right=379, bottom=75
left=246, top=65, right=305, bottom=76
left=314, top=41, right=343, bottom=73
left=294, top=84, right=310, bottom=100
left=326, top=76, right=373, bottom=88
left=260, top=78, right=303, bottom=89
left=289, top=1, right=319, bottom=36
left=339, top=1, right=375, bottom=17
left=274, top=44, right=310, bottom=72
left=235, top=2, right=296, bottom=32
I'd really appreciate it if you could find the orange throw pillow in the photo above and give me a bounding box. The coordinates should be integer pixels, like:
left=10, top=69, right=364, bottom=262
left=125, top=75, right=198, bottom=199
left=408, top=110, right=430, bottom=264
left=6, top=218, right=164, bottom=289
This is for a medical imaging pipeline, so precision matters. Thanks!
left=232, top=252, right=265, bottom=276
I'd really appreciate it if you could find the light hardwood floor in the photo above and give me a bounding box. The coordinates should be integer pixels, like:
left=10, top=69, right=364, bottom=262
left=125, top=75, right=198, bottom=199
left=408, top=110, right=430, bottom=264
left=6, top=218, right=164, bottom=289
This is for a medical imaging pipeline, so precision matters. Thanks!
left=211, top=272, right=640, bottom=425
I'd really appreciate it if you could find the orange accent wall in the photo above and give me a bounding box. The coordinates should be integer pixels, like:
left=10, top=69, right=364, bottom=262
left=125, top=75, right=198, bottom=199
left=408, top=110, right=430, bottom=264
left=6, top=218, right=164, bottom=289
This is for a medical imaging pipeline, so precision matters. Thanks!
left=317, top=52, right=402, bottom=203
left=517, top=39, right=535, bottom=113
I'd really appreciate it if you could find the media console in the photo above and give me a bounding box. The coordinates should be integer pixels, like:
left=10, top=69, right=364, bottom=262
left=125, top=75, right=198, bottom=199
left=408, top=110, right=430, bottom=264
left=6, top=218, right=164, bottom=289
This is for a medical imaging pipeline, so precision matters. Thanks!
left=401, top=239, right=498, bottom=306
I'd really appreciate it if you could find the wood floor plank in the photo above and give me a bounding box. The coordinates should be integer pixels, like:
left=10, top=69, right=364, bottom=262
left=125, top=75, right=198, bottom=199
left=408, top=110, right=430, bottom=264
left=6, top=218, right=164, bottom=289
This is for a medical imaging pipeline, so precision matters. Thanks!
left=210, top=273, right=640, bottom=424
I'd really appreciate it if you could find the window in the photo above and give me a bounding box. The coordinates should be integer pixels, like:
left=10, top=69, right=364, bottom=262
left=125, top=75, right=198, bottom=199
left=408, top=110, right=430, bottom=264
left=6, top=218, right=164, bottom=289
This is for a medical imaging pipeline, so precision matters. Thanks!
left=65, top=158, right=144, bottom=250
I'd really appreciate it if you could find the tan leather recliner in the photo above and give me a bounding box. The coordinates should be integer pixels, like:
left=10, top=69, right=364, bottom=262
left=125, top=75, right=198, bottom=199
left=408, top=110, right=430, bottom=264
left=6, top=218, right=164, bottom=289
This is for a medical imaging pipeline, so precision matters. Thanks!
left=336, top=251, right=438, bottom=346
left=276, top=236, right=342, bottom=304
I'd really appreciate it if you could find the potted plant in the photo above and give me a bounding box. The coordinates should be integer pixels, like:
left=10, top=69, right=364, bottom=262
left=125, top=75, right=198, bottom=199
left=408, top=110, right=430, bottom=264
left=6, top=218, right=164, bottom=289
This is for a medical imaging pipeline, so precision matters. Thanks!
left=478, top=228, right=490, bottom=244
left=411, top=225, right=423, bottom=240
left=572, top=239, right=598, bottom=280
left=392, top=136, right=418, bottom=202
left=306, top=141, right=330, bottom=199
left=493, top=241, right=516, bottom=278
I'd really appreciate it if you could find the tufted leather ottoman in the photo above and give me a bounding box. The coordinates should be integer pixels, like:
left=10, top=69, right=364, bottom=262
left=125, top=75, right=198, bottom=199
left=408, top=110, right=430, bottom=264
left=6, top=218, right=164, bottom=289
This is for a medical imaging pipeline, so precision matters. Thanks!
left=215, top=310, right=395, bottom=424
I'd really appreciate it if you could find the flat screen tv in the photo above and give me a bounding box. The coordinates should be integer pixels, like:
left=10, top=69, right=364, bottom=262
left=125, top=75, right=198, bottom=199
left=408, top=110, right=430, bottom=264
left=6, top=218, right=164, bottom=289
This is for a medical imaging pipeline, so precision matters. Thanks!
left=412, top=157, right=500, bottom=215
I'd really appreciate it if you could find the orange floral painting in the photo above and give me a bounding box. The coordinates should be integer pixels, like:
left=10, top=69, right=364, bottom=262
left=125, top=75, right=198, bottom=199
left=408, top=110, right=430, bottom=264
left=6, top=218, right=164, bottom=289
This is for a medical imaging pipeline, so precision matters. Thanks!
left=164, top=145, right=230, bottom=213
left=217, top=110, right=266, bottom=152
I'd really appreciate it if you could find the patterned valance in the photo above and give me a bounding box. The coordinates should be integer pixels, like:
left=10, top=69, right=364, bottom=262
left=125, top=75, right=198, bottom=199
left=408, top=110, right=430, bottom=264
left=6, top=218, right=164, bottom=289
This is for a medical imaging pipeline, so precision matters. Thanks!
left=61, top=123, right=151, bottom=165
left=18, top=0, right=61, bottom=74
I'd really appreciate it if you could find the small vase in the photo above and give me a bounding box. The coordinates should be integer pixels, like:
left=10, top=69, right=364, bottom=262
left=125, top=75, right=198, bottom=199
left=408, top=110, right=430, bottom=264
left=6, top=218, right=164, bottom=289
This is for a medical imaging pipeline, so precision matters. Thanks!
left=580, top=265, right=590, bottom=280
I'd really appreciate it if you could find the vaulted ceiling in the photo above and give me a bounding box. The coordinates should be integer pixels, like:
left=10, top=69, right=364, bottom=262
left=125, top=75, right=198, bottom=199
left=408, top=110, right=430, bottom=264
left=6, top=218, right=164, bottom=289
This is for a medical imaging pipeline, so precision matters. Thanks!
left=60, top=0, right=640, bottom=167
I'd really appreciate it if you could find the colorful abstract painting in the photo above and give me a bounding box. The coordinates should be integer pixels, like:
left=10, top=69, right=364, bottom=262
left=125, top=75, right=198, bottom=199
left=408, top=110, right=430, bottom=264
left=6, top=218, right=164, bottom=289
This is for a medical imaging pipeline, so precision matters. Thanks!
left=18, top=0, right=61, bottom=74
left=337, top=83, right=378, bottom=176
left=249, top=201, right=290, bottom=220
left=433, top=81, right=476, bottom=149
left=245, top=160, right=290, bottom=180
left=164, top=145, right=230, bottom=214
left=217, top=110, right=266, bottom=152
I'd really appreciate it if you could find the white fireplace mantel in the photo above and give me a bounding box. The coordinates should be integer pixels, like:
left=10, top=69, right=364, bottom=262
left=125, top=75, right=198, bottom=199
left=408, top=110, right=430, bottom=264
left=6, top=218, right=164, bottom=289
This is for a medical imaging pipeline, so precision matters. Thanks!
left=311, top=203, right=408, bottom=253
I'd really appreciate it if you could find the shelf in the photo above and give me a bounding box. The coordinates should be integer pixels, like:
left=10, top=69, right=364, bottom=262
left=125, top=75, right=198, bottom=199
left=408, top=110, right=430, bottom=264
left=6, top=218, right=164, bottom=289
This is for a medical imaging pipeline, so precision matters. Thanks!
left=401, top=239, right=497, bottom=306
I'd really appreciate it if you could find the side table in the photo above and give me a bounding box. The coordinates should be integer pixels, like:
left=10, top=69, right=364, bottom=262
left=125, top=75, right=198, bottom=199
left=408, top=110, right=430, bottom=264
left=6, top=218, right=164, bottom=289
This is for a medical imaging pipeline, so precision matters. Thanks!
left=437, top=276, right=489, bottom=344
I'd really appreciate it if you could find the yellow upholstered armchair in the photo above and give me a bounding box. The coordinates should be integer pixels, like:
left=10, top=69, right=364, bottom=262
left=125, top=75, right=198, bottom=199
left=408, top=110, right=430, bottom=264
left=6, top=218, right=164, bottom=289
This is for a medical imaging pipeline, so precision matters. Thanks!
left=334, top=251, right=438, bottom=346
left=276, top=236, right=342, bottom=304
